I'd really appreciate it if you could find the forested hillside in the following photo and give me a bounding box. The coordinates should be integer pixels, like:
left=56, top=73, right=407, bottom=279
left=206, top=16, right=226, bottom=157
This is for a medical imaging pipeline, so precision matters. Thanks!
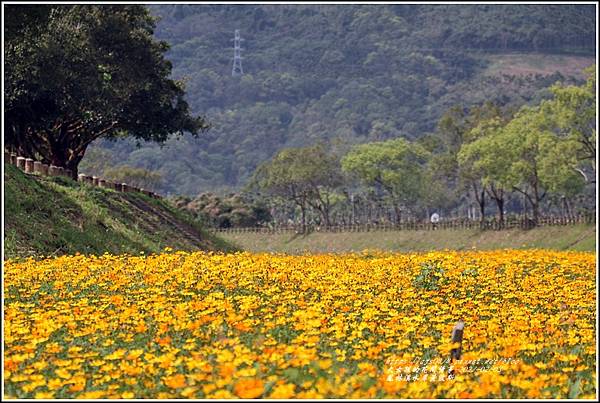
left=80, top=4, right=596, bottom=196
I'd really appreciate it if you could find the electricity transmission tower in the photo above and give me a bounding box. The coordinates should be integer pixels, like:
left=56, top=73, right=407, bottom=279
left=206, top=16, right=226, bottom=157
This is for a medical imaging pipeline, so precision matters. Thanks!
left=232, top=29, right=244, bottom=76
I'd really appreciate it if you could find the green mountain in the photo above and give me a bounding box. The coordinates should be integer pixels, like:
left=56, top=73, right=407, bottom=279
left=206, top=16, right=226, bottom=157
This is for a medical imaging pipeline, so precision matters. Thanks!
left=3, top=163, right=235, bottom=259
left=80, top=4, right=596, bottom=196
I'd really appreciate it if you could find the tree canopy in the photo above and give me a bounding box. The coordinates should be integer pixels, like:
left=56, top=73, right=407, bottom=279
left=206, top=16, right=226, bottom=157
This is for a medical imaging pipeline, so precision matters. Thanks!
left=4, top=4, right=208, bottom=174
left=78, top=4, right=595, bottom=194
left=250, top=144, right=343, bottom=230
left=341, top=138, right=430, bottom=221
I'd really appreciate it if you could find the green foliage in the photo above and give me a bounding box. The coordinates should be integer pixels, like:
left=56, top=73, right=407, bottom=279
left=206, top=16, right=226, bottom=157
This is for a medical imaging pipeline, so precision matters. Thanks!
left=542, top=65, right=596, bottom=174
left=103, top=166, right=163, bottom=191
left=80, top=4, right=594, bottom=194
left=176, top=192, right=272, bottom=228
left=4, top=4, right=208, bottom=172
left=457, top=102, right=586, bottom=222
left=497, top=106, right=583, bottom=196
left=341, top=138, right=429, bottom=212
left=251, top=144, right=343, bottom=227
left=412, top=262, right=448, bottom=291
left=3, top=163, right=235, bottom=259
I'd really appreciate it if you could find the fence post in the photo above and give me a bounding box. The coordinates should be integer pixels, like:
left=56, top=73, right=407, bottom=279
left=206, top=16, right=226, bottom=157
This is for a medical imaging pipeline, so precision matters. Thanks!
left=16, top=157, right=26, bottom=170
left=49, top=165, right=60, bottom=176
left=449, top=319, right=465, bottom=377
left=24, top=158, right=34, bottom=173
left=33, top=161, right=44, bottom=175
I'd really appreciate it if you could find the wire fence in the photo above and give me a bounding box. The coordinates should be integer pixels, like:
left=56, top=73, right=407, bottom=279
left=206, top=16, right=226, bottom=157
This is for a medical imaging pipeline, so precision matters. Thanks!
left=209, top=213, right=596, bottom=234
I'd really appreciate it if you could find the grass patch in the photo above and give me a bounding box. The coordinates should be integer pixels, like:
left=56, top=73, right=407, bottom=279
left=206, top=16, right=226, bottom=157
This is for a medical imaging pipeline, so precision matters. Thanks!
left=3, top=163, right=236, bottom=260
left=216, top=225, right=596, bottom=254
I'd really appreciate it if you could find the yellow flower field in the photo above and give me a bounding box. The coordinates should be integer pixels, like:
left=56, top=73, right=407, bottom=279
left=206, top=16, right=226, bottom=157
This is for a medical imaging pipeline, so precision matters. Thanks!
left=3, top=250, right=597, bottom=399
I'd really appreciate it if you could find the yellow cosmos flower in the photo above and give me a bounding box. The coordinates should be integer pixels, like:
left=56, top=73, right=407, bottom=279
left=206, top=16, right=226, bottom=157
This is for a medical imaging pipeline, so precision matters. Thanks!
left=3, top=250, right=595, bottom=399
left=269, top=383, right=296, bottom=399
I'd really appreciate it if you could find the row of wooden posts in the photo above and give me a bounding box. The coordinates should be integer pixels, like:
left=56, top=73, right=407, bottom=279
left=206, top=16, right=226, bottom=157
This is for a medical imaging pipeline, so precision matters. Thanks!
left=5, top=152, right=162, bottom=199
left=211, top=213, right=596, bottom=234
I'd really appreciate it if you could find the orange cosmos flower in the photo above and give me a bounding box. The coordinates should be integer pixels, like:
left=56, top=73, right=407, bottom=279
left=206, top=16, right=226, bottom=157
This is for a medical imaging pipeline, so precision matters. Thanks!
left=234, top=378, right=265, bottom=399
left=163, top=374, right=186, bottom=389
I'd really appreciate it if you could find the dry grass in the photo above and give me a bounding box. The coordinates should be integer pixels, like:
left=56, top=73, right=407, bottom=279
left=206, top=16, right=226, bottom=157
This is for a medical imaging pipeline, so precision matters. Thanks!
left=483, top=53, right=594, bottom=78
left=218, top=225, right=596, bottom=254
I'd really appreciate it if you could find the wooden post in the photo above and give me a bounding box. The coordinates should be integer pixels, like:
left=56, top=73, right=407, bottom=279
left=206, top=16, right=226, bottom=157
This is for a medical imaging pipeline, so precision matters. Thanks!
left=49, top=165, right=61, bottom=176
left=4, top=150, right=9, bottom=164
left=98, top=179, right=107, bottom=188
left=78, top=174, right=87, bottom=183
left=57, top=167, right=65, bottom=177
left=16, top=157, right=26, bottom=170
left=92, top=176, right=99, bottom=186
left=40, top=163, right=49, bottom=176
left=10, top=154, right=18, bottom=165
left=449, top=319, right=465, bottom=377
left=450, top=319, right=464, bottom=361
left=33, top=161, right=44, bottom=175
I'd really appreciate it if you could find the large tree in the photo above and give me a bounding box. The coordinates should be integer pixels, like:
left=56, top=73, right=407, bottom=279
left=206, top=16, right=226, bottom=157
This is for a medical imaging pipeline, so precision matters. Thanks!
left=460, top=105, right=585, bottom=224
left=341, top=137, right=429, bottom=223
left=4, top=5, right=208, bottom=175
left=431, top=102, right=512, bottom=222
left=250, top=145, right=343, bottom=231
left=541, top=65, right=596, bottom=181
left=457, top=104, right=515, bottom=225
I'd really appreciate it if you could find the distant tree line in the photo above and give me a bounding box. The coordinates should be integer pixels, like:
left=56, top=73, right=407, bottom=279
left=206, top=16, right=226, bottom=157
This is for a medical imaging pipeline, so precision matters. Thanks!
left=243, top=67, right=595, bottom=230
left=79, top=4, right=596, bottom=194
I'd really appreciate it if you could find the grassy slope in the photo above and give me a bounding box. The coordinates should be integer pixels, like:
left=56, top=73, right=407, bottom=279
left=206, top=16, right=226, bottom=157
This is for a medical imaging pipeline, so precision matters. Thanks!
left=218, top=224, right=596, bottom=254
left=3, top=163, right=236, bottom=260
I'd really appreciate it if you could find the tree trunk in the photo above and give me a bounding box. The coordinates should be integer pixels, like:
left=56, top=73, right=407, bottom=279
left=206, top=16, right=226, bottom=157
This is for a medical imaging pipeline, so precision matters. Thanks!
left=300, top=204, right=306, bottom=233
left=532, top=181, right=541, bottom=225
left=479, top=189, right=485, bottom=223
left=393, top=205, right=402, bottom=225
left=497, top=198, right=504, bottom=226
left=487, top=185, right=505, bottom=226
left=473, top=182, right=486, bottom=223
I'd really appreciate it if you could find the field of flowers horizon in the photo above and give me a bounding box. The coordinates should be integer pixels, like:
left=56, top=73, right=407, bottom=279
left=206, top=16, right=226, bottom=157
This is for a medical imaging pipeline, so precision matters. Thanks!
left=3, top=249, right=597, bottom=399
